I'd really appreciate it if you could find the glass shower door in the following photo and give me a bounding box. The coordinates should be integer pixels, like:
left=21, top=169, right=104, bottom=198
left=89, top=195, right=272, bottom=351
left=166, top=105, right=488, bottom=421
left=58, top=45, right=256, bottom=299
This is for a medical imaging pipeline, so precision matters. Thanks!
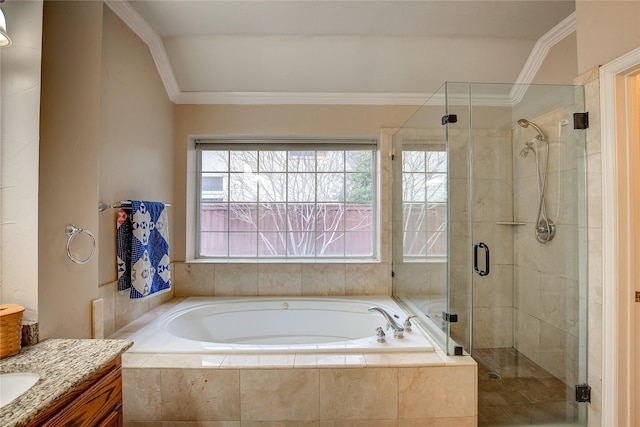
left=466, top=82, right=588, bottom=426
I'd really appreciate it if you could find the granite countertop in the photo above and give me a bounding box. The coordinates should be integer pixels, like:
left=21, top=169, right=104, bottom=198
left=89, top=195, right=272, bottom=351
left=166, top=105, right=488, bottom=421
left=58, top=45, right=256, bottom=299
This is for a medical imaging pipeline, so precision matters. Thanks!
left=0, top=339, right=133, bottom=427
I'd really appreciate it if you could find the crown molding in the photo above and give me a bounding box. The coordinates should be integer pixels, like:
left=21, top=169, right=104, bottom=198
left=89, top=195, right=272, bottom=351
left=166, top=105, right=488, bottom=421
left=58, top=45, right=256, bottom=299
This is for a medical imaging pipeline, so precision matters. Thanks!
left=172, top=91, right=433, bottom=105
left=106, top=1, right=576, bottom=106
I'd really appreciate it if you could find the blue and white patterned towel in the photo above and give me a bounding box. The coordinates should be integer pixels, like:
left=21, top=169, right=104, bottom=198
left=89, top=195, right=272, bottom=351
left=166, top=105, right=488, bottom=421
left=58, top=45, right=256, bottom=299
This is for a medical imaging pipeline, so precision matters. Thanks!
left=117, top=200, right=171, bottom=299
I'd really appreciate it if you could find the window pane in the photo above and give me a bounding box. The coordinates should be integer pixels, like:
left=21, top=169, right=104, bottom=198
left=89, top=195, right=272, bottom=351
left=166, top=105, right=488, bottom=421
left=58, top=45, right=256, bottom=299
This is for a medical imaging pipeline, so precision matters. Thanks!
left=345, top=232, right=373, bottom=256
left=403, top=203, right=426, bottom=232
left=229, top=232, right=257, bottom=257
left=229, top=204, right=257, bottom=231
left=346, top=150, right=372, bottom=172
left=346, top=172, right=372, bottom=203
left=427, top=151, right=447, bottom=172
left=259, top=173, right=286, bottom=202
left=200, top=232, right=227, bottom=256
left=288, top=174, right=315, bottom=202
left=316, top=231, right=344, bottom=257
left=426, top=173, right=447, bottom=202
left=345, top=203, right=373, bottom=231
left=201, top=203, right=228, bottom=231
left=317, top=151, right=344, bottom=172
left=403, top=150, right=425, bottom=172
left=316, top=203, right=344, bottom=232
left=427, top=231, right=447, bottom=256
left=202, top=151, right=228, bottom=172
left=230, top=173, right=258, bottom=202
left=403, top=173, right=426, bottom=201
left=201, top=174, right=226, bottom=202
left=287, top=204, right=315, bottom=232
left=258, top=232, right=286, bottom=256
left=288, top=151, right=315, bottom=172
left=259, top=203, right=286, bottom=231
left=317, top=173, right=344, bottom=202
left=230, top=151, right=257, bottom=172
left=287, top=232, right=315, bottom=256
left=259, top=151, right=286, bottom=172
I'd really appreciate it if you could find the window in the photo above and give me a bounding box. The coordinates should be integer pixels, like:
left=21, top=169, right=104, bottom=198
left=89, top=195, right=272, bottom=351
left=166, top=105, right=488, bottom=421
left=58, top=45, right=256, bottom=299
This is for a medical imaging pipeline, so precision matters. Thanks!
left=196, top=140, right=377, bottom=259
left=401, top=145, right=447, bottom=258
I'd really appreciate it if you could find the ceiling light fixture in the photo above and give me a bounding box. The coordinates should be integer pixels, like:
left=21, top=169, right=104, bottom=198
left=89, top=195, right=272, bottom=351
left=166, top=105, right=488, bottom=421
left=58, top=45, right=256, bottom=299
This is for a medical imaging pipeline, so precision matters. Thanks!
left=0, top=0, right=12, bottom=48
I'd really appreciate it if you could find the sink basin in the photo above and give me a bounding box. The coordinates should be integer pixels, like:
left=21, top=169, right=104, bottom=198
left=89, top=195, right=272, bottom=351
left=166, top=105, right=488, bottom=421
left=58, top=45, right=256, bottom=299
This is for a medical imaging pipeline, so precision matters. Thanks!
left=0, top=372, right=40, bottom=407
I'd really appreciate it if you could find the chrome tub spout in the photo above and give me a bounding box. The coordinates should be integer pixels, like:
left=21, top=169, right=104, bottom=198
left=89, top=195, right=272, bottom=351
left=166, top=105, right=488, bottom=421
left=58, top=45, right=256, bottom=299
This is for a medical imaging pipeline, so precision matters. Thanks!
left=368, top=306, right=404, bottom=339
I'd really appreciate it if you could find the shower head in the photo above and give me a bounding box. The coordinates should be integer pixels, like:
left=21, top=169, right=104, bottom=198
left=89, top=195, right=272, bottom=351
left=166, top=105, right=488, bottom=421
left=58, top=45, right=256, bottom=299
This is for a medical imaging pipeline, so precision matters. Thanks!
left=517, top=119, right=546, bottom=140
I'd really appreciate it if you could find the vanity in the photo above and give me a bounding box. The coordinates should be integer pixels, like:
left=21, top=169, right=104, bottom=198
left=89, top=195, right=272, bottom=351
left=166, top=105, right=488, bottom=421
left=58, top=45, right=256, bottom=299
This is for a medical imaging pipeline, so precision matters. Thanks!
left=0, top=339, right=132, bottom=427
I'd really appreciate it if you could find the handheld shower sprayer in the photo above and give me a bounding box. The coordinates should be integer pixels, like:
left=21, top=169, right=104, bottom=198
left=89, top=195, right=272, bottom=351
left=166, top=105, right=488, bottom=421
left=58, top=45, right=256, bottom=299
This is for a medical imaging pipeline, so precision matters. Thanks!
left=517, top=118, right=546, bottom=140
left=517, top=119, right=555, bottom=243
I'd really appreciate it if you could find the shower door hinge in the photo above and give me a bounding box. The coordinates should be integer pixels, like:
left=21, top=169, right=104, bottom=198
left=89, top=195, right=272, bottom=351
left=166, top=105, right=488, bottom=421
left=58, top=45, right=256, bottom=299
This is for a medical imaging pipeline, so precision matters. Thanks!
left=442, top=312, right=458, bottom=323
left=575, top=384, right=591, bottom=403
left=441, top=114, right=457, bottom=125
left=573, top=112, right=589, bottom=130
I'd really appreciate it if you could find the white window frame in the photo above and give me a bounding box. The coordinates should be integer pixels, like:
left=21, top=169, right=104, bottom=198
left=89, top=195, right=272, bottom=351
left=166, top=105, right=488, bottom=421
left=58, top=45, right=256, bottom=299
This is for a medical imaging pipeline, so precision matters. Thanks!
left=195, top=137, right=379, bottom=261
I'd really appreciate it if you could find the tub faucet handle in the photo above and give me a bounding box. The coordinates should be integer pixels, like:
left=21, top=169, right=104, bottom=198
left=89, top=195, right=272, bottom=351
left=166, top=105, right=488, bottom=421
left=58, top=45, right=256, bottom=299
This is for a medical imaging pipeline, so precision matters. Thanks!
left=375, top=327, right=386, bottom=343
left=403, top=315, right=417, bottom=332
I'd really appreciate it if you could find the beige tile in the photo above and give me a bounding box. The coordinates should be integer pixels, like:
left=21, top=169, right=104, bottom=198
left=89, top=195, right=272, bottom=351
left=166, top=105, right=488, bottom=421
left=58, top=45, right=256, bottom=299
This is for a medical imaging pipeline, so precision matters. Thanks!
left=240, top=369, right=320, bottom=421
left=221, top=354, right=295, bottom=369
left=161, top=369, right=240, bottom=421
left=363, top=351, right=443, bottom=367
left=345, top=263, right=390, bottom=295
left=258, top=264, right=302, bottom=295
left=319, top=368, right=397, bottom=420
left=242, top=422, right=318, bottom=427
left=320, top=421, right=395, bottom=427
left=294, top=353, right=366, bottom=368
left=398, top=416, right=476, bottom=427
left=123, top=368, right=162, bottom=422
left=173, top=262, right=215, bottom=296
left=300, top=264, right=345, bottom=295
left=162, top=423, right=240, bottom=427
left=398, top=366, right=476, bottom=419
left=215, top=264, right=258, bottom=295
left=143, top=353, right=226, bottom=368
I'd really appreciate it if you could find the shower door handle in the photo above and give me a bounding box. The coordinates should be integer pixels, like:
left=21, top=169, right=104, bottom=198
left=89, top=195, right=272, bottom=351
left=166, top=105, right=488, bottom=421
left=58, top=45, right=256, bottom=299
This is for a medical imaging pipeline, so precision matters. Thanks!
left=474, top=242, right=490, bottom=276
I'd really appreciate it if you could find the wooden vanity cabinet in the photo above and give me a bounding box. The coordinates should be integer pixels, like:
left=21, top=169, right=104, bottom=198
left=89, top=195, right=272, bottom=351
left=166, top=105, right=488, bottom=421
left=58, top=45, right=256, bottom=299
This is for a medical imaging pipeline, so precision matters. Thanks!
left=28, top=356, right=123, bottom=427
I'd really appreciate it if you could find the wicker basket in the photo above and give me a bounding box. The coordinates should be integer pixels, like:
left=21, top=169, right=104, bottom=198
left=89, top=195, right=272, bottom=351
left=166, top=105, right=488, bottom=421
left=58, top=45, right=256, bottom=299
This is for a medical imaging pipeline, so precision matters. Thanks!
left=0, top=304, right=24, bottom=359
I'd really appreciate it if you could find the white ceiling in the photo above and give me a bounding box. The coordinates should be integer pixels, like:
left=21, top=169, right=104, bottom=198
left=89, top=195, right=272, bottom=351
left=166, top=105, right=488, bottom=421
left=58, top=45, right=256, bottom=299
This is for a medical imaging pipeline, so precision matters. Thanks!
left=114, top=0, right=576, bottom=104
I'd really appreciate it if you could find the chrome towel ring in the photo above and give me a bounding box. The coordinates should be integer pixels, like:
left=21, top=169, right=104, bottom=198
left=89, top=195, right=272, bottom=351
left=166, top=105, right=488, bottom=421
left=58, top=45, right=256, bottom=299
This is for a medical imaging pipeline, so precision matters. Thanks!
left=65, top=224, right=96, bottom=265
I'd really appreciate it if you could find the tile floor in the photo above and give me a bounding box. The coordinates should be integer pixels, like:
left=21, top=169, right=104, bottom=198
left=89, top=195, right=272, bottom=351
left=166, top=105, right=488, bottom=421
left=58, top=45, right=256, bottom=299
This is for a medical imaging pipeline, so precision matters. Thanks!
left=474, top=347, right=578, bottom=426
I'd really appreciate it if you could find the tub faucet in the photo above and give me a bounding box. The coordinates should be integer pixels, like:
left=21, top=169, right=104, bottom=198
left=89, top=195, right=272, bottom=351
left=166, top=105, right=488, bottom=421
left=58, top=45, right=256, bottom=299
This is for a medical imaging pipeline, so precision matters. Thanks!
left=368, top=306, right=404, bottom=339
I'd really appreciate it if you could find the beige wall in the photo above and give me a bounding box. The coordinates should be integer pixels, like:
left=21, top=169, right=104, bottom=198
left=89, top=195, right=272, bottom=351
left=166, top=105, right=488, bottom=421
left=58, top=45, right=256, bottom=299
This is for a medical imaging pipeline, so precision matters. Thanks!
left=533, top=32, right=579, bottom=85
left=98, top=7, right=174, bottom=285
left=39, top=0, right=103, bottom=339
left=576, top=0, right=640, bottom=74
left=0, top=1, right=42, bottom=321
left=38, top=2, right=174, bottom=339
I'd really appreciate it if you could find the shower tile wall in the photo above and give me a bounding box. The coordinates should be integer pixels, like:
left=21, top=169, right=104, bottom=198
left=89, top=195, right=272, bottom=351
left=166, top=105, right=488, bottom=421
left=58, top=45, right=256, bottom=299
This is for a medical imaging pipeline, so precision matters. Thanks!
left=513, top=108, right=580, bottom=387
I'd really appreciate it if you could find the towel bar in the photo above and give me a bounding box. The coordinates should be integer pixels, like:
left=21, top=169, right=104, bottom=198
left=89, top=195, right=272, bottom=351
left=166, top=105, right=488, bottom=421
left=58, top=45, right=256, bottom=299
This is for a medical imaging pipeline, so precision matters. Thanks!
left=98, top=201, right=172, bottom=212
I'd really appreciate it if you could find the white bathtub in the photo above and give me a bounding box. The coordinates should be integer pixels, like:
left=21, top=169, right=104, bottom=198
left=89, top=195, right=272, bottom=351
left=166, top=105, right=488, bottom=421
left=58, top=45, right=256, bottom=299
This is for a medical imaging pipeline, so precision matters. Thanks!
left=124, top=296, right=435, bottom=353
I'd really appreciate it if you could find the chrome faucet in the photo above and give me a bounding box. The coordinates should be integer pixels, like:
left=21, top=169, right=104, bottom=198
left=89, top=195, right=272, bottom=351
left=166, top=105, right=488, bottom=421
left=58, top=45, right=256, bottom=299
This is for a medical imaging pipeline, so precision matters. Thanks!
left=368, top=306, right=404, bottom=339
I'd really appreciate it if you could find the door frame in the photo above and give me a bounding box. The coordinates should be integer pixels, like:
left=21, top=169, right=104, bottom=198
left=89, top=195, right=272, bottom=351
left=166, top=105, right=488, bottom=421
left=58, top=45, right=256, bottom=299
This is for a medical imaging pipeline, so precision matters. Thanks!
left=600, top=46, right=640, bottom=427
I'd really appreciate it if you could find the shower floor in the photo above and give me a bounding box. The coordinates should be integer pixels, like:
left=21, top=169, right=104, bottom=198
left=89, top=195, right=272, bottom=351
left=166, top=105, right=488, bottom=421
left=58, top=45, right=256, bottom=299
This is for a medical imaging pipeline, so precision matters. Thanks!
left=475, top=348, right=578, bottom=426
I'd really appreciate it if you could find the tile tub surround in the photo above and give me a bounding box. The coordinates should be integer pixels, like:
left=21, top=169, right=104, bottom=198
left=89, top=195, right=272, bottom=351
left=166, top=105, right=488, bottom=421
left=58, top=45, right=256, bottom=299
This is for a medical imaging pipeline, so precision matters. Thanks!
left=0, top=339, right=133, bottom=427
left=121, top=350, right=477, bottom=425
left=113, top=299, right=477, bottom=425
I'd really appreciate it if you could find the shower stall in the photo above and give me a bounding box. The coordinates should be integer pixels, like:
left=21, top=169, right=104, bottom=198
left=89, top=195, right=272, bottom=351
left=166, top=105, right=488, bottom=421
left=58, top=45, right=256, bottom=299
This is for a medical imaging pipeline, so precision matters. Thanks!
left=392, top=82, right=588, bottom=426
